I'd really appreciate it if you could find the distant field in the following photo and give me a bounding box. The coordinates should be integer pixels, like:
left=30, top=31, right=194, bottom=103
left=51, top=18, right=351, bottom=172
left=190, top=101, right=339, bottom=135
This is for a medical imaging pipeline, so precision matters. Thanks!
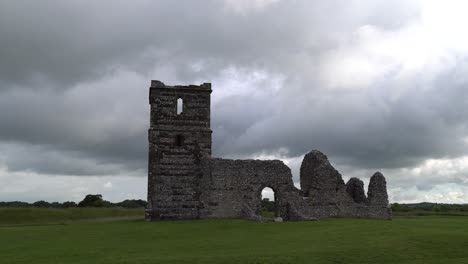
left=0, top=207, right=143, bottom=225
left=1, top=209, right=468, bottom=264
left=393, top=210, right=468, bottom=216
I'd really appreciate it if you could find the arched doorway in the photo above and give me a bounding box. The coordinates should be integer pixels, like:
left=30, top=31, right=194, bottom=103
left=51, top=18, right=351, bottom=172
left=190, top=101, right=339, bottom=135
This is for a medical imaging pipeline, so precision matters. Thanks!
left=260, top=187, right=276, bottom=219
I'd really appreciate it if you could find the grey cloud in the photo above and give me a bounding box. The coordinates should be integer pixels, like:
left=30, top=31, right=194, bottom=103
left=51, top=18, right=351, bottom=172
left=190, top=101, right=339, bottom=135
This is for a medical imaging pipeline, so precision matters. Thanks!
left=0, top=0, right=419, bottom=88
left=215, top=66, right=468, bottom=169
left=0, top=72, right=149, bottom=175
left=0, top=143, right=141, bottom=176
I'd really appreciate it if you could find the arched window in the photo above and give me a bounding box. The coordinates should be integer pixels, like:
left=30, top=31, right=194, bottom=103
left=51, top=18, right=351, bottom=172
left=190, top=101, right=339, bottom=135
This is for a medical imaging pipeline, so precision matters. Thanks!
left=177, top=98, right=183, bottom=115
left=175, top=134, right=184, bottom=147
left=260, top=187, right=276, bottom=219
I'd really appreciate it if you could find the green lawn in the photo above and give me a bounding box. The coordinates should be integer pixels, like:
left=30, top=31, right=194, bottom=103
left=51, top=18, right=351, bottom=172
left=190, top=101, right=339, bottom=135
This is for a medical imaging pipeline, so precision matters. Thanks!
left=0, top=207, right=143, bottom=225
left=1, top=210, right=467, bottom=264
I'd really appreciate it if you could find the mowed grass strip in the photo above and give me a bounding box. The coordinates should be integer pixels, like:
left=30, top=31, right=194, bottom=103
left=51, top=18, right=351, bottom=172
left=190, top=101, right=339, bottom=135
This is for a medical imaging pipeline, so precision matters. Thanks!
left=0, top=207, right=144, bottom=225
left=0, top=211, right=467, bottom=264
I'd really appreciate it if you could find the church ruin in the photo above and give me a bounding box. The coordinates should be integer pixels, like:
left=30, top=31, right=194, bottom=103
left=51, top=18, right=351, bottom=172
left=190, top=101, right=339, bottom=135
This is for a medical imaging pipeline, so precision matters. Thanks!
left=146, top=80, right=392, bottom=221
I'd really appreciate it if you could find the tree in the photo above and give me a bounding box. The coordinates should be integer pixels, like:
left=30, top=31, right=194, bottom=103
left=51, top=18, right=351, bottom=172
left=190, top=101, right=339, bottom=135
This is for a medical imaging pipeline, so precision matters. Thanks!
left=261, top=198, right=275, bottom=212
left=61, top=201, right=77, bottom=208
left=33, top=200, right=50, bottom=207
left=78, top=194, right=105, bottom=207
left=50, top=202, right=62, bottom=208
left=116, top=199, right=148, bottom=208
left=391, top=203, right=401, bottom=211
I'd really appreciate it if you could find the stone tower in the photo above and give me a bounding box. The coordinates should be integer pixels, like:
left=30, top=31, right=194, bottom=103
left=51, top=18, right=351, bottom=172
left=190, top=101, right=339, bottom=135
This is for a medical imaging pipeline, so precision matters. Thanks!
left=146, top=80, right=212, bottom=220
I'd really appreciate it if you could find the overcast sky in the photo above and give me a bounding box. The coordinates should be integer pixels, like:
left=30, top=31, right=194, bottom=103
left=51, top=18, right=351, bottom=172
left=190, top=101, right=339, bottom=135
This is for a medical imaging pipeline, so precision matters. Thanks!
left=0, top=0, right=467, bottom=203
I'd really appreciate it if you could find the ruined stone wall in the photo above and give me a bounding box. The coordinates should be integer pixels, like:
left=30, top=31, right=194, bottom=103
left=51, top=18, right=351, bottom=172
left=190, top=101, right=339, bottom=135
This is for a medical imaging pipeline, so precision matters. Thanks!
left=146, top=80, right=391, bottom=221
left=300, top=150, right=345, bottom=205
left=198, top=158, right=305, bottom=221
left=299, top=150, right=392, bottom=220
left=366, top=172, right=392, bottom=219
left=346, top=178, right=367, bottom=204
left=146, top=80, right=212, bottom=220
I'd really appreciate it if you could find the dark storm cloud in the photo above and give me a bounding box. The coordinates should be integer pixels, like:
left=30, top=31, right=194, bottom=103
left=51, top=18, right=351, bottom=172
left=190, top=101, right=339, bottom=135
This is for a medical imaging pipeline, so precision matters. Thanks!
left=216, top=66, right=468, bottom=169
left=0, top=0, right=467, bottom=189
left=0, top=72, right=149, bottom=175
left=0, top=0, right=420, bottom=88
left=0, top=142, right=134, bottom=176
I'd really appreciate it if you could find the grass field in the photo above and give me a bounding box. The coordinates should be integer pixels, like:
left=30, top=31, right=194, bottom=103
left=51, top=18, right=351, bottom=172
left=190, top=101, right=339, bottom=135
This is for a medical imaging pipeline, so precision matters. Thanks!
left=1, top=209, right=468, bottom=264
left=0, top=207, right=143, bottom=225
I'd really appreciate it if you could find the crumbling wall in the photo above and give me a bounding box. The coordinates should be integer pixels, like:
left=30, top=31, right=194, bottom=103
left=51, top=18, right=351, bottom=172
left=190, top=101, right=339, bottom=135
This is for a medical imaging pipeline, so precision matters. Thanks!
left=299, top=150, right=392, bottom=220
left=300, top=150, right=344, bottom=204
left=367, top=172, right=392, bottom=219
left=146, top=80, right=391, bottom=221
left=367, top=172, right=389, bottom=206
left=346, top=178, right=367, bottom=204
left=198, top=158, right=311, bottom=221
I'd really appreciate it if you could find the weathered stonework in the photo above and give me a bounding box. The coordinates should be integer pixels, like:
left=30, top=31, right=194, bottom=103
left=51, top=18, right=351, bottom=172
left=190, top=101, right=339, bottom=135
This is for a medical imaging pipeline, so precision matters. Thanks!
left=146, top=80, right=392, bottom=221
left=300, top=150, right=345, bottom=205
left=298, top=150, right=392, bottom=219
left=346, top=178, right=367, bottom=204
left=368, top=172, right=389, bottom=206
left=146, top=80, right=212, bottom=220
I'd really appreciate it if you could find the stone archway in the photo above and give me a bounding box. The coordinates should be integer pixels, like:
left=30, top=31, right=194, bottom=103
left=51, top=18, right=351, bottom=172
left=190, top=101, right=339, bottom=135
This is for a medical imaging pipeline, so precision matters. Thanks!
left=257, top=186, right=278, bottom=219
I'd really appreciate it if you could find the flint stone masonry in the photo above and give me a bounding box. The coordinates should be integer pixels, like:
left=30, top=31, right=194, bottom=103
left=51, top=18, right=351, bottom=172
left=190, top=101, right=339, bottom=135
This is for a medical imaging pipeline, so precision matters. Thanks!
left=146, top=80, right=212, bottom=220
left=146, top=80, right=392, bottom=221
left=300, top=150, right=345, bottom=205
left=346, top=177, right=367, bottom=204
left=368, top=172, right=389, bottom=206
left=198, top=158, right=315, bottom=221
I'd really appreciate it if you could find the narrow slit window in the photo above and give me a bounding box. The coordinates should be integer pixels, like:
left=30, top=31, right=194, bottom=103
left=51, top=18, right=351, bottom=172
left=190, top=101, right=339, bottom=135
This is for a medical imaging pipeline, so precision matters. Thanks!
left=177, top=98, right=183, bottom=115
left=176, top=134, right=184, bottom=147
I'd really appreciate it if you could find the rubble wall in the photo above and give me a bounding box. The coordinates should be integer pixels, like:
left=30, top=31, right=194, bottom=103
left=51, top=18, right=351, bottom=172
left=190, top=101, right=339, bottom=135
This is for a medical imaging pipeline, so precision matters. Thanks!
left=146, top=80, right=392, bottom=221
left=198, top=158, right=307, bottom=221
left=299, top=150, right=392, bottom=220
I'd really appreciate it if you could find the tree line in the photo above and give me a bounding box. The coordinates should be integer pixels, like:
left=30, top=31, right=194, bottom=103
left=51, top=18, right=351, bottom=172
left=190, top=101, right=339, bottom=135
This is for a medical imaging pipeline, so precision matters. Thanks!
left=0, top=194, right=147, bottom=209
left=391, top=202, right=468, bottom=214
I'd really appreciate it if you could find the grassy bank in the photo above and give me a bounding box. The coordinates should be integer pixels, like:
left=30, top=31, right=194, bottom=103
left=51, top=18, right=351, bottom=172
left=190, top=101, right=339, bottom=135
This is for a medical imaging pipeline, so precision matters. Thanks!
left=0, top=212, right=467, bottom=263
left=0, top=207, right=144, bottom=225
